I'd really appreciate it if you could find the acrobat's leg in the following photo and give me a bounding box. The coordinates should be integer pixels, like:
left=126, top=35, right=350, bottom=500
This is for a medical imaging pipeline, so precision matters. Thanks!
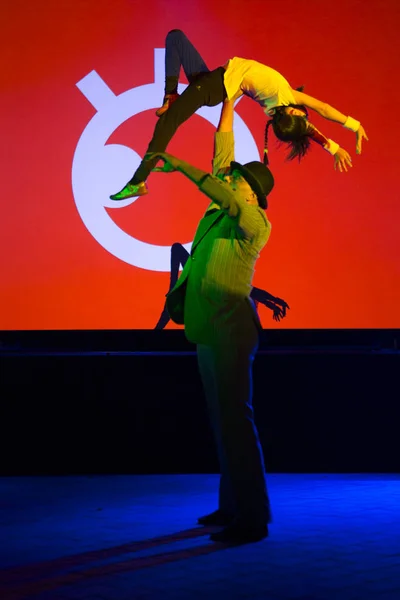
left=164, top=29, right=210, bottom=93
left=168, top=242, right=189, bottom=290
left=154, top=243, right=189, bottom=330
left=155, top=30, right=210, bottom=118
left=130, top=71, right=225, bottom=184
left=110, top=37, right=224, bottom=199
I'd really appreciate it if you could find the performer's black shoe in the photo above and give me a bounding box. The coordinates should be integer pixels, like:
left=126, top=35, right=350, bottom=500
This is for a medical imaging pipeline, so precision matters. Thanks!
left=210, top=520, right=269, bottom=544
left=197, top=509, right=234, bottom=527
left=155, top=93, right=180, bottom=117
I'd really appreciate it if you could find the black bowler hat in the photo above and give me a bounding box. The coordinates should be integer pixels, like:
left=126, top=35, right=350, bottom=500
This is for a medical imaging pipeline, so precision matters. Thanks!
left=230, top=160, right=274, bottom=209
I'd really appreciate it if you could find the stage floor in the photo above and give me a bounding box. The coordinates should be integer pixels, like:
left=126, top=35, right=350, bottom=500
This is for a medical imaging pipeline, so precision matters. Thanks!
left=1, top=474, right=400, bottom=599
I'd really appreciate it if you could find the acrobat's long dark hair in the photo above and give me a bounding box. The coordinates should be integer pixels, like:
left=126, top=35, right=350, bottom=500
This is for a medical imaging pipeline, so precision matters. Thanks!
left=263, top=86, right=314, bottom=166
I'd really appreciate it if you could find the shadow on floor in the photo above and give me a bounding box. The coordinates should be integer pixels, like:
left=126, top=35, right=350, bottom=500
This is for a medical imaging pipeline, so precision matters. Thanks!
left=0, top=526, right=230, bottom=600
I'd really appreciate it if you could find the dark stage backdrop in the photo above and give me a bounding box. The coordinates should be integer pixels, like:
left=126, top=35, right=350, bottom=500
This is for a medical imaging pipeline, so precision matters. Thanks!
left=1, top=0, right=400, bottom=331
left=1, top=351, right=399, bottom=475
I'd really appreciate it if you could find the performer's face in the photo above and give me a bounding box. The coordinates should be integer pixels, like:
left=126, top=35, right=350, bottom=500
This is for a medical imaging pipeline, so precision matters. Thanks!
left=285, top=107, right=308, bottom=119
left=224, top=170, right=258, bottom=205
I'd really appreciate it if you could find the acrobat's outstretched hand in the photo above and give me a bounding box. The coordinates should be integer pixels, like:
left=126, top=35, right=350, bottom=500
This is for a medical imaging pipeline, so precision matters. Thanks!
left=356, top=125, right=369, bottom=155
left=334, top=147, right=353, bottom=173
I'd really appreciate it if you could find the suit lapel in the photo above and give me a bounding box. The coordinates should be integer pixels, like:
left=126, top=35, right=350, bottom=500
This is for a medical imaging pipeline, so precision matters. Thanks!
left=168, top=210, right=223, bottom=302
left=191, top=210, right=224, bottom=255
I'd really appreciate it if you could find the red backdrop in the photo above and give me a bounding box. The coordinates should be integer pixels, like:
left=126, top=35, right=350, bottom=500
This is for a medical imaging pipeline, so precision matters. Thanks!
left=1, top=0, right=399, bottom=330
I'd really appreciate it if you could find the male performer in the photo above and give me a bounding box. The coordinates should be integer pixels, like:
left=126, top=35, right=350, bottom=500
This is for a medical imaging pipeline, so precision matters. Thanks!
left=110, top=29, right=368, bottom=201
left=146, top=96, right=274, bottom=544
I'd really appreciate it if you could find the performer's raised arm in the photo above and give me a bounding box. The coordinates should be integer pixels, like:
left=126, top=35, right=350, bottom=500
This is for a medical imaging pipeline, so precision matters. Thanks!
left=291, top=89, right=368, bottom=155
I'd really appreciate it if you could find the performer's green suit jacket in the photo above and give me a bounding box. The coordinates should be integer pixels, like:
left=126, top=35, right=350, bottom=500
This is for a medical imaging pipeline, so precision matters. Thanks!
left=166, top=131, right=271, bottom=346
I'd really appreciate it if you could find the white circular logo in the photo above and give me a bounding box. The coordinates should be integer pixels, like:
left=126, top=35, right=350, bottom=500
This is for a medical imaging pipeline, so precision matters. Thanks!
left=72, top=49, right=260, bottom=272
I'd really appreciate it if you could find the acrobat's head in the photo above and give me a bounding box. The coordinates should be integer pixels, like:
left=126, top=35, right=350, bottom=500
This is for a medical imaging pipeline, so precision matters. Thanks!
left=263, top=103, right=315, bottom=166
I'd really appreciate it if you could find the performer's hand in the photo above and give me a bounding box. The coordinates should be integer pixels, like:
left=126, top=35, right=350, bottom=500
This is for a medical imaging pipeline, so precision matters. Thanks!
left=145, top=152, right=177, bottom=173
left=272, top=307, right=285, bottom=322
left=334, top=147, right=353, bottom=173
left=274, top=298, right=290, bottom=317
left=356, top=125, right=369, bottom=155
left=152, top=162, right=177, bottom=173
left=144, top=151, right=166, bottom=162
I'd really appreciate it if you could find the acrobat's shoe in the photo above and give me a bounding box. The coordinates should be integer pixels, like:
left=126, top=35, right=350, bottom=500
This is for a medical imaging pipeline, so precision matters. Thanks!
left=109, top=181, right=148, bottom=201
left=155, top=93, right=180, bottom=117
